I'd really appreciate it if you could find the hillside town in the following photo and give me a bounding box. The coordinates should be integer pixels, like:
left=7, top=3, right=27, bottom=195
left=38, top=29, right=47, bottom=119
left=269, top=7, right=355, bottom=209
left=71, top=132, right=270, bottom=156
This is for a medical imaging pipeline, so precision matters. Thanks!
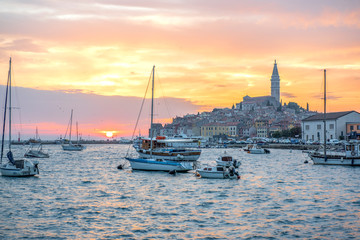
left=151, top=60, right=360, bottom=144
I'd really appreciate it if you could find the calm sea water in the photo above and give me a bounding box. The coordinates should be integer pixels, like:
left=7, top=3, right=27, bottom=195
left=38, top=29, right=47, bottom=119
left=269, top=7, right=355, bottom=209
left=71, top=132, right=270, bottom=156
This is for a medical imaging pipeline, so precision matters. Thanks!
left=0, top=144, right=360, bottom=239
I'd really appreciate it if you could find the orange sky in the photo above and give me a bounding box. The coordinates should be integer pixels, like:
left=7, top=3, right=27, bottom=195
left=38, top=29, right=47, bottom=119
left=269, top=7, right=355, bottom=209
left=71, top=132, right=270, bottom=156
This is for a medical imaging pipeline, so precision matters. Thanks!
left=0, top=1, right=360, bottom=139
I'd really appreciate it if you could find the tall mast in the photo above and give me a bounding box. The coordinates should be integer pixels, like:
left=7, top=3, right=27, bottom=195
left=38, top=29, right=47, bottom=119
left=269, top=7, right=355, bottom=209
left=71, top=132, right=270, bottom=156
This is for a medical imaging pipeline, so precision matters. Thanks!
left=9, top=58, right=12, bottom=151
left=150, top=65, right=155, bottom=156
left=323, top=69, right=327, bottom=160
left=1, top=58, right=11, bottom=163
left=69, top=109, right=73, bottom=142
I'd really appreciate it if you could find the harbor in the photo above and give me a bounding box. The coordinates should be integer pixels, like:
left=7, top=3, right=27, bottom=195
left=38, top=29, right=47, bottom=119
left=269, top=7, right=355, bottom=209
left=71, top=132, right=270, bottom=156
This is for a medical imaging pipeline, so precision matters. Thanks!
left=1, top=144, right=359, bottom=239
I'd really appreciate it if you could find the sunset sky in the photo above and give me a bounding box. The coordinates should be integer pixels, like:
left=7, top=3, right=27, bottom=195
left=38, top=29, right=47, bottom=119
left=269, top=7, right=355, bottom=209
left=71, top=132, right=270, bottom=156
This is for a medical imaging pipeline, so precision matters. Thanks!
left=0, top=0, right=359, bottom=139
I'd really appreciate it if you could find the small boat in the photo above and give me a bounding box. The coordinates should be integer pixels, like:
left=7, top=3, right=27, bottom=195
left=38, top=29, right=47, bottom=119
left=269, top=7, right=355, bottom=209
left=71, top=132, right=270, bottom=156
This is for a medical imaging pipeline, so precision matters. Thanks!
left=0, top=58, right=39, bottom=177
left=196, top=165, right=240, bottom=179
left=215, top=152, right=241, bottom=168
left=125, top=157, right=193, bottom=172
left=24, top=143, right=49, bottom=158
left=62, top=110, right=85, bottom=151
left=244, top=144, right=270, bottom=154
left=125, top=66, right=195, bottom=172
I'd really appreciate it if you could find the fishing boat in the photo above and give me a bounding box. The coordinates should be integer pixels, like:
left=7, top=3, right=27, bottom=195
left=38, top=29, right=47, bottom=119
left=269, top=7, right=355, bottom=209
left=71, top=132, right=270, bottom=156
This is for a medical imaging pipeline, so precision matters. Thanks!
left=0, top=58, right=39, bottom=177
left=244, top=144, right=270, bottom=154
left=309, top=70, right=360, bottom=165
left=196, top=165, right=240, bottom=179
left=62, top=110, right=85, bottom=151
left=24, top=143, right=49, bottom=158
left=125, top=66, right=193, bottom=172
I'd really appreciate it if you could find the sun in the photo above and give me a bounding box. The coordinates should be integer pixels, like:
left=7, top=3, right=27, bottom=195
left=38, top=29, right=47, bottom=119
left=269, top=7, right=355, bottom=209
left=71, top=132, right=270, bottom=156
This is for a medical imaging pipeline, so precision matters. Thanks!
left=105, top=131, right=113, bottom=138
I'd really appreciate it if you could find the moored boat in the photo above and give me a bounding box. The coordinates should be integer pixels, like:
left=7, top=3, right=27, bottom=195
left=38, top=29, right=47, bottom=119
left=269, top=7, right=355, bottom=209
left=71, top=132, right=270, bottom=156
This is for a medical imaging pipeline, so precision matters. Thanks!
left=215, top=152, right=241, bottom=168
left=244, top=144, right=270, bottom=154
left=0, top=58, right=39, bottom=177
left=196, top=165, right=240, bottom=179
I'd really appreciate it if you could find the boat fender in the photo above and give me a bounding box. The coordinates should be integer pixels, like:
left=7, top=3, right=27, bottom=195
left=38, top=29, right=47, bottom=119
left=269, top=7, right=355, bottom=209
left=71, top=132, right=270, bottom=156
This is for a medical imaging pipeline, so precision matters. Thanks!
left=351, top=151, right=356, bottom=156
left=142, top=149, right=146, bottom=153
left=177, top=154, right=184, bottom=159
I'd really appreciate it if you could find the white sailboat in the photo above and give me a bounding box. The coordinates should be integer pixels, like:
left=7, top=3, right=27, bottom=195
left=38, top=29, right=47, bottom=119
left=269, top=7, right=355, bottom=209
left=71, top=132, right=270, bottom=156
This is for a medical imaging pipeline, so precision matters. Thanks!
left=125, top=66, right=193, bottom=172
left=309, top=70, right=360, bottom=165
left=62, top=109, right=85, bottom=151
left=0, top=58, right=39, bottom=177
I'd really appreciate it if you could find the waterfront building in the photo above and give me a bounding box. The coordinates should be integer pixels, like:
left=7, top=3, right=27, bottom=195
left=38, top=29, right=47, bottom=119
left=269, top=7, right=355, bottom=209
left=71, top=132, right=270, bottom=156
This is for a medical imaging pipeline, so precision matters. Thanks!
left=201, top=122, right=239, bottom=139
left=301, top=111, right=360, bottom=142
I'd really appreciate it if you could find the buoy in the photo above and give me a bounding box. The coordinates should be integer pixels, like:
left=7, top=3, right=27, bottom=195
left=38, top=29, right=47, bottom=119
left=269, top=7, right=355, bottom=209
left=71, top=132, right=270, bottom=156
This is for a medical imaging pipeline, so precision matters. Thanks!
left=117, top=164, right=123, bottom=170
left=304, top=160, right=308, bottom=164
left=169, top=170, right=177, bottom=175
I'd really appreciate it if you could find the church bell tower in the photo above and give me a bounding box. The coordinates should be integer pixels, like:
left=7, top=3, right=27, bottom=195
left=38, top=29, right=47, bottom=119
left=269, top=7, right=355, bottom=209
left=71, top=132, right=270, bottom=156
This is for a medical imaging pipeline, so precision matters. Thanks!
left=271, top=60, right=280, bottom=102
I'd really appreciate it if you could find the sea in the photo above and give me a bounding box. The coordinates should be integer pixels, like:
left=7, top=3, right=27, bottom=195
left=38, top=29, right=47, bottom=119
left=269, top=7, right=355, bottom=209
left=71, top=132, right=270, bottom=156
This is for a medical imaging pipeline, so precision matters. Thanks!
left=0, top=144, right=360, bottom=239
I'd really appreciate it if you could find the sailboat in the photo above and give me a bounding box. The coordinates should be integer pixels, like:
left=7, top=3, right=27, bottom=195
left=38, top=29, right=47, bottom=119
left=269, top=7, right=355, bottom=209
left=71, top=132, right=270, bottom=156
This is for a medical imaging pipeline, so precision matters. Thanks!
left=0, top=58, right=39, bottom=177
left=24, top=127, right=50, bottom=158
left=125, top=66, right=193, bottom=172
left=309, top=70, right=360, bottom=165
left=62, top=109, right=85, bottom=151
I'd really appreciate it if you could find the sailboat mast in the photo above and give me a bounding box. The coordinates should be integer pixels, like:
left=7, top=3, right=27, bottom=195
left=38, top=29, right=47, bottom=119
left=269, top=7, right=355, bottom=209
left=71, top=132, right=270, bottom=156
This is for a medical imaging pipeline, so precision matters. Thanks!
left=76, top=121, right=79, bottom=143
left=1, top=58, right=11, bottom=163
left=8, top=58, right=12, bottom=151
left=69, top=109, right=73, bottom=142
left=150, top=65, right=155, bottom=155
left=323, top=69, right=327, bottom=159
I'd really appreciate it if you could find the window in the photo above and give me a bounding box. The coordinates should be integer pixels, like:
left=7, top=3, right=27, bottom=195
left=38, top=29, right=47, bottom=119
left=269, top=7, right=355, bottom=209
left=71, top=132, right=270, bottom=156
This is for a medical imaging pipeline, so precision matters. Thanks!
left=350, top=126, right=354, bottom=130
left=305, top=125, right=310, bottom=130
left=358, top=125, right=360, bottom=130
left=329, top=124, right=334, bottom=129
left=317, top=124, right=321, bottom=130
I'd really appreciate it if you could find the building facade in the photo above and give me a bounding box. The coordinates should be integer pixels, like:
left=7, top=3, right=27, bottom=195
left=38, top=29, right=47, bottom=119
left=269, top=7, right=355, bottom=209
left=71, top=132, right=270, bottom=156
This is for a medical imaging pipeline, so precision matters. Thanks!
left=301, top=111, right=360, bottom=142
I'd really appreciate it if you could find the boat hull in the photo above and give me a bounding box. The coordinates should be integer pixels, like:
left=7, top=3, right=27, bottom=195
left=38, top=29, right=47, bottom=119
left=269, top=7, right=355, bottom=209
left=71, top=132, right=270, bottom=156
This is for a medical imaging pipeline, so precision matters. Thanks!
left=196, top=169, right=239, bottom=179
left=24, top=150, right=49, bottom=158
left=62, top=144, right=85, bottom=151
left=125, top=157, right=193, bottom=172
left=0, top=160, right=39, bottom=177
left=136, top=149, right=201, bottom=161
left=311, top=155, right=360, bottom=166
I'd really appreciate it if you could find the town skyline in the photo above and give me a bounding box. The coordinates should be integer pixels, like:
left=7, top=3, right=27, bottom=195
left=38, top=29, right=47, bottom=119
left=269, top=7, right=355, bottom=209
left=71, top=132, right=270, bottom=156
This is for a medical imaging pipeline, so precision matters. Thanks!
left=1, top=0, right=359, bottom=138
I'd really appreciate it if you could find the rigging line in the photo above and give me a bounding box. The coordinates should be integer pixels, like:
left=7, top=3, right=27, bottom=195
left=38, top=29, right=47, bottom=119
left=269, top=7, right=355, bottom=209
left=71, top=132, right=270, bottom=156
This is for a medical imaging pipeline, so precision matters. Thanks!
left=155, top=68, right=172, bottom=120
left=11, top=64, right=24, bottom=136
left=125, top=68, right=152, bottom=157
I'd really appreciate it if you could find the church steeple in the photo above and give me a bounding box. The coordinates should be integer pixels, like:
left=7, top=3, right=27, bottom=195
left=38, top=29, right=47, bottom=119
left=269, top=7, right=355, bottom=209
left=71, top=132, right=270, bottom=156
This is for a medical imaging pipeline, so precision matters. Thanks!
left=271, top=59, right=280, bottom=102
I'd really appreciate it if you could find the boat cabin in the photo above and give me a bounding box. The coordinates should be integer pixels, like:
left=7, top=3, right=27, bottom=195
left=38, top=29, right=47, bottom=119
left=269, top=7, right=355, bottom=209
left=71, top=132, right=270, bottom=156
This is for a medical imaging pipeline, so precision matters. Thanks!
left=345, top=141, right=359, bottom=157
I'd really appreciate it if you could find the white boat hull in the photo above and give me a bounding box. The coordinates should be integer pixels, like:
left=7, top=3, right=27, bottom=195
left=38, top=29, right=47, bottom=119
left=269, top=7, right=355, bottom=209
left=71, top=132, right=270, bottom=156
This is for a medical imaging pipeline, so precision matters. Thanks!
left=0, top=160, right=39, bottom=177
left=196, top=169, right=239, bottom=179
left=137, top=149, right=201, bottom=161
left=125, top=157, right=193, bottom=172
left=311, top=155, right=360, bottom=166
left=62, top=144, right=85, bottom=151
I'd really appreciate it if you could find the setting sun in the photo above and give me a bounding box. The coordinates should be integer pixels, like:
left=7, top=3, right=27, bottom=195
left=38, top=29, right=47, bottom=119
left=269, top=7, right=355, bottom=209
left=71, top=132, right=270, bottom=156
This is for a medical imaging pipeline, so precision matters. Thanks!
left=105, top=131, right=113, bottom=138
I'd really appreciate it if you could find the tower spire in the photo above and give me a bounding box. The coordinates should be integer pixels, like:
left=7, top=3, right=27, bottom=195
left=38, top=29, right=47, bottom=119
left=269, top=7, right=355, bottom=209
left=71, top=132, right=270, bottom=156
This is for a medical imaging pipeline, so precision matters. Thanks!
left=271, top=60, right=280, bottom=102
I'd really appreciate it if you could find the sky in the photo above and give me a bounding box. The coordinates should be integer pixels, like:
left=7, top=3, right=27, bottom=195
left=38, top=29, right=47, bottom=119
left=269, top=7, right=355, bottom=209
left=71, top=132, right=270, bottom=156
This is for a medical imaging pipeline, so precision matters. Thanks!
left=0, top=0, right=359, bottom=139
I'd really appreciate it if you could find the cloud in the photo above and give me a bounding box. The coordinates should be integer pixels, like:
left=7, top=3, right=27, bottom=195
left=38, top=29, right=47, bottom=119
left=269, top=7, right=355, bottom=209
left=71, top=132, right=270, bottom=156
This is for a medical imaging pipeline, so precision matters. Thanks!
left=281, top=92, right=296, bottom=98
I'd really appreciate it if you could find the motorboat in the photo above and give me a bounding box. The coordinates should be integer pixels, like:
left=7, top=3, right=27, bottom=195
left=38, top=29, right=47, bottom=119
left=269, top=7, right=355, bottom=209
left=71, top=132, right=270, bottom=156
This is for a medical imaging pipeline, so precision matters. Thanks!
left=215, top=153, right=241, bottom=168
left=244, top=144, right=270, bottom=154
left=196, top=165, right=240, bottom=179
left=0, top=58, right=39, bottom=177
